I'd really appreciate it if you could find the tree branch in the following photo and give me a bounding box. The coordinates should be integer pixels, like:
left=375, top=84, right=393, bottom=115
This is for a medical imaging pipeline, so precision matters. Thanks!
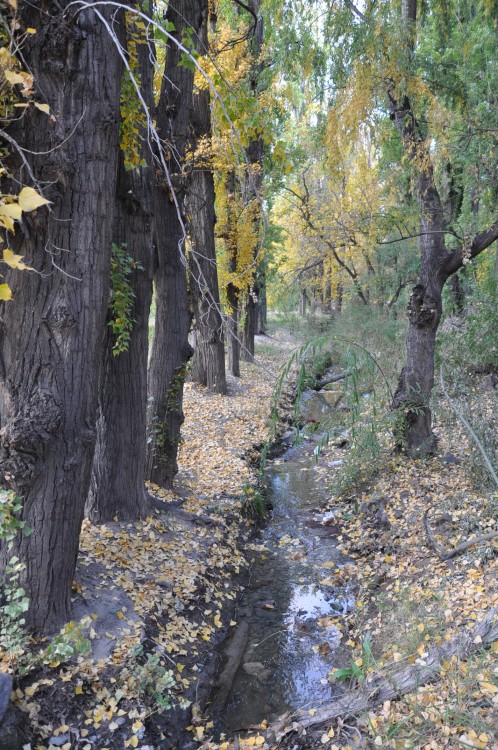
left=442, top=216, right=498, bottom=278
left=424, top=510, right=498, bottom=561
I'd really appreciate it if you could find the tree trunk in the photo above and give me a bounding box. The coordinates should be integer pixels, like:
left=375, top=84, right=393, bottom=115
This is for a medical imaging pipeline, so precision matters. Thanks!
left=87, top=24, right=154, bottom=523
left=146, top=0, right=203, bottom=487
left=186, top=9, right=227, bottom=394
left=391, top=169, right=447, bottom=453
left=387, top=19, right=498, bottom=452
left=0, top=2, right=122, bottom=632
left=241, top=290, right=257, bottom=362
left=227, top=284, right=241, bottom=378
left=225, top=169, right=241, bottom=378
left=299, top=288, right=308, bottom=316
left=257, top=262, right=267, bottom=333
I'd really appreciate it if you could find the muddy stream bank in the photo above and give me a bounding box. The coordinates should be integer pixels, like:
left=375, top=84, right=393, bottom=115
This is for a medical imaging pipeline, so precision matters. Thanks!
left=210, top=391, right=357, bottom=736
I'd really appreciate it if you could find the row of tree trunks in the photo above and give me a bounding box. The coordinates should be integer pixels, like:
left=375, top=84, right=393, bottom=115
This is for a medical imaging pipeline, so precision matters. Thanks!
left=0, top=1, right=123, bottom=631
left=186, top=12, right=227, bottom=394
left=146, top=0, right=205, bottom=487
left=87, top=18, right=154, bottom=523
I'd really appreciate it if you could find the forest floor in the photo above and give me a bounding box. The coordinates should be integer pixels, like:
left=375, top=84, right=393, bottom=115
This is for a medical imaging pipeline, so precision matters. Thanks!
left=3, top=324, right=498, bottom=750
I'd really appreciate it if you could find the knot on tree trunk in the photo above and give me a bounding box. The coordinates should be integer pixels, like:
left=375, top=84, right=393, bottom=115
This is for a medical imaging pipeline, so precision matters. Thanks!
left=0, top=393, right=62, bottom=492
left=408, top=284, right=438, bottom=327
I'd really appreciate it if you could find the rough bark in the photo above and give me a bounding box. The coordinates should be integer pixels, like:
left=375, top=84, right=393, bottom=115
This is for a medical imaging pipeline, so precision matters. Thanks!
left=146, top=0, right=204, bottom=486
left=225, top=170, right=241, bottom=378
left=256, top=261, right=267, bottom=333
left=227, top=284, right=241, bottom=378
left=186, top=8, right=227, bottom=394
left=389, top=101, right=498, bottom=453
left=0, top=2, right=122, bottom=632
left=87, top=24, right=154, bottom=523
left=241, top=289, right=257, bottom=362
left=240, top=7, right=264, bottom=362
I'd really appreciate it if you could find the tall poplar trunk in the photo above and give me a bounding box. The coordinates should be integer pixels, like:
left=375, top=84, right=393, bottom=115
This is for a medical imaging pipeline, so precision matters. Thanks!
left=186, top=9, right=227, bottom=394
left=225, top=171, right=241, bottom=377
left=257, top=262, right=267, bottom=333
left=0, top=2, right=122, bottom=632
left=240, top=4, right=264, bottom=363
left=241, top=290, right=257, bottom=361
left=87, top=25, right=154, bottom=523
left=146, top=0, right=203, bottom=486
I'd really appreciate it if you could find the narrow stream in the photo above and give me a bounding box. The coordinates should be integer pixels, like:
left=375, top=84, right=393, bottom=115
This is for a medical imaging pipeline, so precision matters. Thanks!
left=213, top=393, right=356, bottom=734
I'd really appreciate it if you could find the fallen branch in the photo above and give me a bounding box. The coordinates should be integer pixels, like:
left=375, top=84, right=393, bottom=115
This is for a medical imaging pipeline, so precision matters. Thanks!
left=313, top=369, right=352, bottom=390
left=423, top=510, right=498, bottom=561
left=265, top=607, right=498, bottom=740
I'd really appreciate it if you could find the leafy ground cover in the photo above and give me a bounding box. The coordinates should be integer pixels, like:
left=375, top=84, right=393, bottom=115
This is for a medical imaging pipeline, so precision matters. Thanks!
left=1, top=337, right=292, bottom=750
left=2, top=319, right=497, bottom=750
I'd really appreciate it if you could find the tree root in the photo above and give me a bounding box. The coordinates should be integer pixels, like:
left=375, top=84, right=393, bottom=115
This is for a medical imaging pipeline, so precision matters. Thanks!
left=264, top=607, right=498, bottom=741
left=423, top=510, right=498, bottom=561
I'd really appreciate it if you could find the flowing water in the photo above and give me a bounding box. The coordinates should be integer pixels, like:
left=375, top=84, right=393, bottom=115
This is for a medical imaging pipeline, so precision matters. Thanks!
left=214, top=394, right=355, bottom=734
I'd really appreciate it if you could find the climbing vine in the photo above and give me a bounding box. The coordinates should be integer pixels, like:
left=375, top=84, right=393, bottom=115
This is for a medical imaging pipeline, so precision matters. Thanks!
left=108, top=244, right=142, bottom=355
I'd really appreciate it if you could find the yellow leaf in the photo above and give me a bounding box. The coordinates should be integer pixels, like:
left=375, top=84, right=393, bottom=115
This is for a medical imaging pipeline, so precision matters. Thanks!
left=0, top=284, right=13, bottom=301
left=129, top=736, right=139, bottom=748
left=25, top=683, right=38, bottom=697
left=0, top=215, right=15, bottom=232
left=3, top=249, right=31, bottom=270
left=417, top=623, right=424, bottom=633
left=255, top=737, right=265, bottom=746
left=75, top=685, right=83, bottom=695
left=18, top=186, right=51, bottom=212
left=195, top=726, right=204, bottom=741
left=479, top=681, right=498, bottom=693
left=34, top=102, right=50, bottom=115
left=4, top=70, right=25, bottom=86
left=0, top=203, right=23, bottom=220
left=26, top=27, right=37, bottom=33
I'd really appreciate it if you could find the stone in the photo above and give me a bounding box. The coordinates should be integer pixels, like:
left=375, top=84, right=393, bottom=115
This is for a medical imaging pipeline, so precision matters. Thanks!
left=0, top=703, right=29, bottom=750
left=0, top=674, right=12, bottom=724
left=47, top=735, right=69, bottom=747
left=242, top=661, right=265, bottom=676
left=442, top=453, right=460, bottom=465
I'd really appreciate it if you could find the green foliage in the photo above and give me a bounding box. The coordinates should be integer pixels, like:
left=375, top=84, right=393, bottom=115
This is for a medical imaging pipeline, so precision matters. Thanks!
left=40, top=618, right=92, bottom=667
left=118, top=643, right=175, bottom=713
left=108, top=244, right=142, bottom=355
left=241, top=482, right=269, bottom=519
left=0, top=490, right=31, bottom=665
left=328, top=634, right=376, bottom=684
left=119, top=13, right=148, bottom=171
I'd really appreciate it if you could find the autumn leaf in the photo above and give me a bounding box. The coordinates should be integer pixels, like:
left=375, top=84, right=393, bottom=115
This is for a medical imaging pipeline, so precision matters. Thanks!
left=18, top=186, right=51, bottom=212
left=0, top=284, right=13, bottom=301
left=3, top=249, right=32, bottom=271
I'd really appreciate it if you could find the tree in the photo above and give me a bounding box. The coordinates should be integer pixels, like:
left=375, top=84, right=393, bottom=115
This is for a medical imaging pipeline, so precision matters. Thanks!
left=0, top=0, right=123, bottom=631
left=387, top=0, right=498, bottom=452
left=186, top=10, right=227, bottom=394
left=146, top=0, right=204, bottom=487
left=87, top=11, right=155, bottom=522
